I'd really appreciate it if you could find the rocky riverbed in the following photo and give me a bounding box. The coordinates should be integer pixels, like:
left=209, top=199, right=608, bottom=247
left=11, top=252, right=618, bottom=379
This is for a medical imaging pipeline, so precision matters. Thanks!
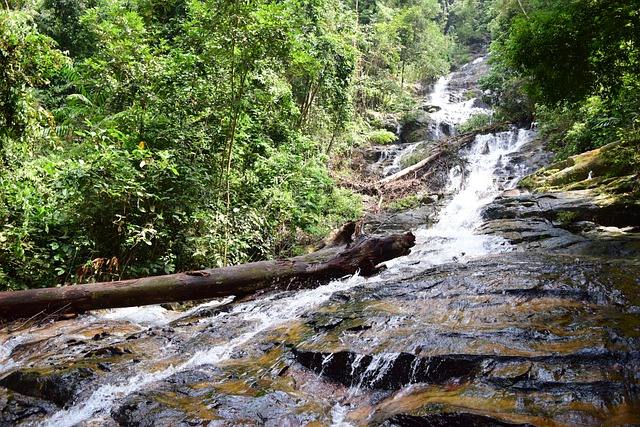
left=2, top=58, right=639, bottom=427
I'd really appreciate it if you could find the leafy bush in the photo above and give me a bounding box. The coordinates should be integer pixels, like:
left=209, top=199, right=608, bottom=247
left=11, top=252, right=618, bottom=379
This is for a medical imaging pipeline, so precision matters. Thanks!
left=0, top=0, right=455, bottom=291
left=388, top=194, right=434, bottom=212
left=457, top=113, right=492, bottom=133
left=367, top=129, right=397, bottom=145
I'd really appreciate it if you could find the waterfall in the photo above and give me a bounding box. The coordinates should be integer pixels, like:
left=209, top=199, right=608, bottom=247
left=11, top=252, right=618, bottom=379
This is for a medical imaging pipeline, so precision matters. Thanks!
left=4, top=56, right=538, bottom=426
left=380, top=56, right=491, bottom=176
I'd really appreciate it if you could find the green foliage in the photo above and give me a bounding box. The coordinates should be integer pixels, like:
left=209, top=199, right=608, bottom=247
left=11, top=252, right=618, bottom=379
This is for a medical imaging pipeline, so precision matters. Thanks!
left=388, top=193, right=433, bottom=212
left=555, top=211, right=578, bottom=225
left=457, top=113, right=492, bottom=133
left=601, top=132, right=640, bottom=179
left=478, top=58, right=533, bottom=123
left=355, top=0, right=451, bottom=112
left=0, top=0, right=456, bottom=291
left=36, top=0, right=97, bottom=57
left=501, top=0, right=639, bottom=105
left=447, top=0, right=491, bottom=47
left=367, top=129, right=397, bottom=145
left=484, top=0, right=640, bottom=169
left=0, top=11, right=68, bottom=143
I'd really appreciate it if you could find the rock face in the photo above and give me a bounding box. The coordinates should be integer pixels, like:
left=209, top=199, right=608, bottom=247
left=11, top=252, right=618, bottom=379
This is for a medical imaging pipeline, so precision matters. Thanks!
left=400, top=111, right=434, bottom=144
left=481, top=138, right=640, bottom=257
left=3, top=249, right=638, bottom=426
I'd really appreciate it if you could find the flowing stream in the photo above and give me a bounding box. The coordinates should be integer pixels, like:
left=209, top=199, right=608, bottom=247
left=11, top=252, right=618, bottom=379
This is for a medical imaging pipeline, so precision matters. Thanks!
left=49, top=58, right=529, bottom=425
left=377, top=56, right=490, bottom=177
left=1, top=58, right=537, bottom=424
left=2, top=57, right=639, bottom=426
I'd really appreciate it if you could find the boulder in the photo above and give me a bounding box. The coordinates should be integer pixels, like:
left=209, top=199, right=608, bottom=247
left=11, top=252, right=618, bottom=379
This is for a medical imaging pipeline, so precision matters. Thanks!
left=0, top=366, right=96, bottom=407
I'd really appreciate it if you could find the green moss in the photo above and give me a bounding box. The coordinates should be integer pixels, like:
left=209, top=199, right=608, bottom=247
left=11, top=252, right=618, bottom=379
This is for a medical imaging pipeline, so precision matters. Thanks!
left=520, top=140, right=639, bottom=202
left=555, top=211, right=579, bottom=224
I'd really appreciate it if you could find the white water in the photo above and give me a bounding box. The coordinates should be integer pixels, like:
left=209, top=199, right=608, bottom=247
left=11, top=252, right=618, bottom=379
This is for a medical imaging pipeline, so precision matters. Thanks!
left=385, top=128, right=534, bottom=274
left=31, top=57, right=536, bottom=426
left=382, top=142, right=419, bottom=176
left=428, top=73, right=489, bottom=140
left=331, top=128, right=534, bottom=414
left=0, top=335, right=29, bottom=376
left=96, top=296, right=234, bottom=327
left=43, top=274, right=369, bottom=427
left=378, top=56, right=491, bottom=176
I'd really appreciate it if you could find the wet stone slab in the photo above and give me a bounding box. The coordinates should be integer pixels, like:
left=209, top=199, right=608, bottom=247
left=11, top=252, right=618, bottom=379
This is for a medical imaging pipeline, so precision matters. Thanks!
left=1, top=252, right=634, bottom=425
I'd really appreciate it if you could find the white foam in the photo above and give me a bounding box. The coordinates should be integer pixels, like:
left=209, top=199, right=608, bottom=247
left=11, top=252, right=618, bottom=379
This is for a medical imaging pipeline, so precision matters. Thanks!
left=385, top=129, right=535, bottom=273
left=94, top=296, right=234, bottom=327
left=43, top=275, right=366, bottom=427
left=0, top=335, right=29, bottom=375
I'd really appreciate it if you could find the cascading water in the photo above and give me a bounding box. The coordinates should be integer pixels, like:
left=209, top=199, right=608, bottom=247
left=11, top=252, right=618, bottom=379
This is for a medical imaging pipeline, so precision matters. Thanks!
left=3, top=58, right=529, bottom=424
left=0, top=57, right=553, bottom=426
left=385, top=128, right=534, bottom=273
left=429, top=57, right=489, bottom=138
left=41, top=275, right=370, bottom=427
left=376, top=56, right=492, bottom=177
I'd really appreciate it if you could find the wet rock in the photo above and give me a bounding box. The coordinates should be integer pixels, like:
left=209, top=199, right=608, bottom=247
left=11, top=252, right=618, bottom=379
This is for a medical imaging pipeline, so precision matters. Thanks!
left=0, top=366, right=96, bottom=407
left=472, top=97, right=491, bottom=109
left=309, top=316, right=344, bottom=332
left=92, top=331, right=110, bottom=341
left=481, top=189, right=640, bottom=257
left=293, top=350, right=482, bottom=389
left=84, top=345, right=132, bottom=358
left=420, top=104, right=441, bottom=113
left=363, top=202, right=445, bottom=236
left=482, top=190, right=640, bottom=227
left=113, top=377, right=321, bottom=427
left=0, top=389, right=58, bottom=426
left=386, top=412, right=533, bottom=427
left=400, top=111, right=433, bottom=144
left=112, top=397, right=190, bottom=427
left=214, top=391, right=320, bottom=426
left=505, top=137, right=553, bottom=174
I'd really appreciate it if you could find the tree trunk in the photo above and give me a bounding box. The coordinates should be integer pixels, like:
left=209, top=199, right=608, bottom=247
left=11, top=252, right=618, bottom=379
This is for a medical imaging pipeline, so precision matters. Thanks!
left=0, top=232, right=415, bottom=321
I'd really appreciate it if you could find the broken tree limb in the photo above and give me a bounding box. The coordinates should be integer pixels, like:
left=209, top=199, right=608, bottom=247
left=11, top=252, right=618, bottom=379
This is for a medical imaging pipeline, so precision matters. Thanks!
left=378, top=148, right=445, bottom=185
left=0, top=232, right=415, bottom=321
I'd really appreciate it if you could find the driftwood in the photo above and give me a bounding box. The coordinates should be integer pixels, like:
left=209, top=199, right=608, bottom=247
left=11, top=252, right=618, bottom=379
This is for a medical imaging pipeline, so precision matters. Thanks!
left=0, top=232, right=415, bottom=320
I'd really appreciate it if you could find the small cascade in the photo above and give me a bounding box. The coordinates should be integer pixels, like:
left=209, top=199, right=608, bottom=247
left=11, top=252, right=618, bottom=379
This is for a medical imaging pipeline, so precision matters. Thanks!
left=1, top=56, right=570, bottom=427
left=0, top=335, right=28, bottom=376
left=42, top=275, right=368, bottom=427
left=384, top=128, right=534, bottom=274
left=377, top=56, right=491, bottom=176
left=382, top=143, right=419, bottom=176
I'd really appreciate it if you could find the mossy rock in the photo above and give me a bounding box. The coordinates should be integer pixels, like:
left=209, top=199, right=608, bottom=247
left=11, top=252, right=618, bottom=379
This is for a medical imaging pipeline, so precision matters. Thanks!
left=520, top=141, right=639, bottom=201
left=0, top=366, right=96, bottom=407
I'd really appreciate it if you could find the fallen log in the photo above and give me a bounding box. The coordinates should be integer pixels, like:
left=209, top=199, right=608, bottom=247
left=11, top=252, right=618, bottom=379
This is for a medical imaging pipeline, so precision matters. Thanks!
left=378, top=147, right=446, bottom=185
left=0, top=232, right=415, bottom=320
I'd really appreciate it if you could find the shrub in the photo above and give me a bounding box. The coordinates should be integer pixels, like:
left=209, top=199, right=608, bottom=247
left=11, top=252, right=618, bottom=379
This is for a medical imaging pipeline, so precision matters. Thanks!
left=457, top=113, right=492, bottom=133
left=367, top=129, right=398, bottom=145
